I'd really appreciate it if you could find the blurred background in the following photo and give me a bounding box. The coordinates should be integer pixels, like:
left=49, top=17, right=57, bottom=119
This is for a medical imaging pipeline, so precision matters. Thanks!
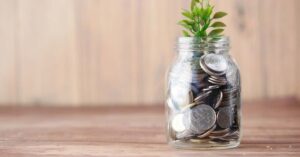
left=0, top=0, right=299, bottom=106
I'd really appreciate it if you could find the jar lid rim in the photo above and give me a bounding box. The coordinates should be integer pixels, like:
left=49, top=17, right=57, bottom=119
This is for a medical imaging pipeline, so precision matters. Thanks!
left=178, top=36, right=229, bottom=44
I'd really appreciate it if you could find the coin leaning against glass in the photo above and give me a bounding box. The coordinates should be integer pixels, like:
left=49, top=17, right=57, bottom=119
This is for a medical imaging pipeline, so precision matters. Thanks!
left=184, top=104, right=217, bottom=135
left=214, top=91, right=223, bottom=109
left=217, top=106, right=235, bottom=129
left=170, top=86, right=193, bottom=109
left=171, top=113, right=186, bottom=132
left=200, top=53, right=228, bottom=76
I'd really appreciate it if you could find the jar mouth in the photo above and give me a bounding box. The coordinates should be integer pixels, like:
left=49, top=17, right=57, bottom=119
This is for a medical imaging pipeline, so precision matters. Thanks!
left=177, top=36, right=230, bottom=53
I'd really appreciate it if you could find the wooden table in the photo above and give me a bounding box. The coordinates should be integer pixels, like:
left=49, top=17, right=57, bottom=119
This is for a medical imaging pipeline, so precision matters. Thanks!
left=0, top=99, right=299, bottom=157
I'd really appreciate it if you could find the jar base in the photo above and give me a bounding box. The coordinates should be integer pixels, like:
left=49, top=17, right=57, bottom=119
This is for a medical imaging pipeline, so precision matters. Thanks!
left=169, top=139, right=240, bottom=150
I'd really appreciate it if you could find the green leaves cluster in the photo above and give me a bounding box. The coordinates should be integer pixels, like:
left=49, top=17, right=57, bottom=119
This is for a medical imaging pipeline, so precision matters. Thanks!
left=179, top=0, right=227, bottom=39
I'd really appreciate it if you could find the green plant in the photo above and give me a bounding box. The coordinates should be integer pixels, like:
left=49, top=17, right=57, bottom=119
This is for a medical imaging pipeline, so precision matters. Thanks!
left=179, top=0, right=227, bottom=39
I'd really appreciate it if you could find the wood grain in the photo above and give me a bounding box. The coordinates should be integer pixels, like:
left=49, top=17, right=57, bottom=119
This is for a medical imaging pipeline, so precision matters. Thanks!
left=259, top=0, right=298, bottom=98
left=0, top=0, right=299, bottom=105
left=75, top=0, right=140, bottom=105
left=18, top=0, right=79, bottom=105
left=0, top=0, right=17, bottom=104
left=297, top=0, right=300, bottom=100
left=0, top=99, right=299, bottom=156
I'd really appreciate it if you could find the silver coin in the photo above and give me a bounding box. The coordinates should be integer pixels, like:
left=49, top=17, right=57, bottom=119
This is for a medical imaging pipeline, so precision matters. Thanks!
left=166, top=98, right=179, bottom=111
left=204, top=54, right=228, bottom=73
left=198, top=125, right=217, bottom=139
left=194, top=91, right=212, bottom=103
left=208, top=76, right=227, bottom=85
left=203, top=85, right=220, bottom=92
left=208, top=78, right=227, bottom=86
left=210, top=130, right=234, bottom=139
left=184, top=105, right=217, bottom=135
left=211, top=128, right=231, bottom=135
left=182, top=102, right=198, bottom=111
left=210, top=76, right=227, bottom=82
left=170, top=85, right=193, bottom=108
left=217, top=107, right=234, bottom=129
left=200, top=58, right=218, bottom=77
left=225, top=59, right=239, bottom=87
left=171, top=113, right=186, bottom=132
left=214, top=91, right=223, bottom=109
left=200, top=54, right=228, bottom=76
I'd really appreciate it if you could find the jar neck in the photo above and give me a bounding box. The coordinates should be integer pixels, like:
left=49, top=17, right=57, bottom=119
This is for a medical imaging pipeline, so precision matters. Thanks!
left=177, top=37, right=230, bottom=55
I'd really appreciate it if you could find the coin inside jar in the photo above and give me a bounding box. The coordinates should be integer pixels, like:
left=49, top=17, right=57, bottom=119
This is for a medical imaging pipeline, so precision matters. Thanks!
left=217, top=106, right=234, bottom=129
left=184, top=104, right=217, bottom=135
left=208, top=76, right=228, bottom=86
left=203, top=85, right=220, bottom=92
left=170, top=86, right=193, bottom=108
left=200, top=54, right=228, bottom=76
left=171, top=114, right=186, bottom=132
left=214, top=91, right=223, bottom=109
left=198, top=125, right=217, bottom=139
left=194, top=91, right=212, bottom=103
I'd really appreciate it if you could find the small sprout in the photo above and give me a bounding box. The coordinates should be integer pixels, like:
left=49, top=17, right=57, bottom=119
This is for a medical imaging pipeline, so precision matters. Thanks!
left=179, top=0, right=227, bottom=39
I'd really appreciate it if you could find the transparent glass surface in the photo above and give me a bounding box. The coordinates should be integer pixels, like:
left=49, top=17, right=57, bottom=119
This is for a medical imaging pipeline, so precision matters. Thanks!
left=166, top=37, right=241, bottom=149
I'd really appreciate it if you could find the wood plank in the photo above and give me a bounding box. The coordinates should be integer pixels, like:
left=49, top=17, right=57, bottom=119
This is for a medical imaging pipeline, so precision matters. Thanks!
left=17, top=0, right=79, bottom=105
left=297, top=0, right=300, bottom=100
left=74, top=0, right=140, bottom=105
left=0, top=99, right=299, bottom=156
left=0, top=0, right=17, bottom=104
left=137, top=0, right=177, bottom=104
left=259, top=0, right=298, bottom=98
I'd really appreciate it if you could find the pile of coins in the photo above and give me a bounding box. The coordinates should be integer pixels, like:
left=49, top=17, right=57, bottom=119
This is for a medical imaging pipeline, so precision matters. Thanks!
left=168, top=53, right=240, bottom=143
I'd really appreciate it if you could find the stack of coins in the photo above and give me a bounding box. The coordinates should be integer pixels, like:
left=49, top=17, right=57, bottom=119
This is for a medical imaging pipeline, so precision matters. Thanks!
left=168, top=53, right=240, bottom=142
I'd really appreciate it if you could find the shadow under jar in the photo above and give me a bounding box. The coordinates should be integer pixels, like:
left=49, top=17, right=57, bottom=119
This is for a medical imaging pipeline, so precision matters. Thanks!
left=166, top=37, right=241, bottom=150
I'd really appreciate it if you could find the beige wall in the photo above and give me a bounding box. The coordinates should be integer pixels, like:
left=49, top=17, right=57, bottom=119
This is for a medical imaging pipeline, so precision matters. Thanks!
left=0, top=0, right=299, bottom=106
left=297, top=0, right=300, bottom=100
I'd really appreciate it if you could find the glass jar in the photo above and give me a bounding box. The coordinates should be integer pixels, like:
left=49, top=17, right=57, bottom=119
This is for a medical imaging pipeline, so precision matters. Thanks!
left=166, top=37, right=241, bottom=149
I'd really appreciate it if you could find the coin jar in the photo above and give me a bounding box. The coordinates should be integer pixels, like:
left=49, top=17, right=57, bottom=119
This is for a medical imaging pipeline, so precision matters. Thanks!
left=166, top=37, right=241, bottom=149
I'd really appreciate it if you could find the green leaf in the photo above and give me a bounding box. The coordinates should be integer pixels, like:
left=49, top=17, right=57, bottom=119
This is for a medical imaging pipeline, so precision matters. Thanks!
left=201, top=22, right=210, bottom=32
left=195, top=30, right=206, bottom=37
left=179, top=0, right=227, bottom=38
left=182, top=30, right=191, bottom=37
left=202, top=6, right=213, bottom=21
left=178, top=22, right=193, bottom=31
left=213, top=12, right=227, bottom=19
left=211, top=21, right=226, bottom=27
left=182, top=10, right=193, bottom=19
left=192, top=6, right=200, bottom=16
left=179, top=19, right=194, bottom=25
left=191, top=0, right=199, bottom=10
left=208, top=29, right=224, bottom=36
